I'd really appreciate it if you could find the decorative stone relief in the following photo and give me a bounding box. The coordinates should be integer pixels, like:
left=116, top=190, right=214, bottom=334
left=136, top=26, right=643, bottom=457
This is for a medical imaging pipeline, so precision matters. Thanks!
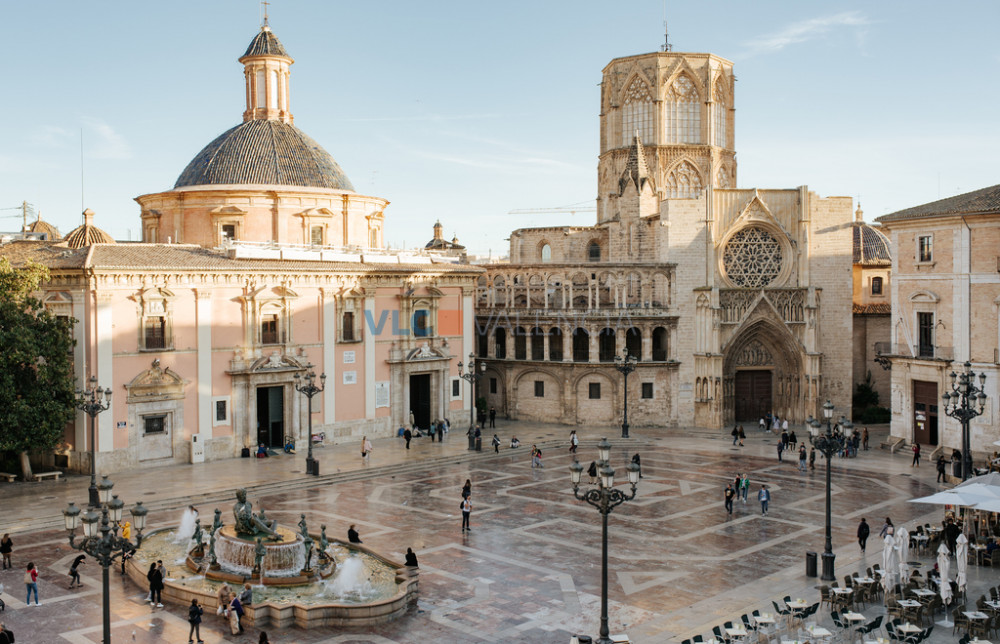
left=722, top=226, right=783, bottom=288
left=734, top=340, right=773, bottom=367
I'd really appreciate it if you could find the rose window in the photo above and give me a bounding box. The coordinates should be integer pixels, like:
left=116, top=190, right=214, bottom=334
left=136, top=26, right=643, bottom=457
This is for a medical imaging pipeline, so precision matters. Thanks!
left=722, top=227, right=783, bottom=288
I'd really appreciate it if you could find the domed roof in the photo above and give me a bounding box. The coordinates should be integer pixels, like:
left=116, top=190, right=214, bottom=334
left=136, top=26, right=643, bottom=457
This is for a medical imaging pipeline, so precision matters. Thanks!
left=174, top=119, right=354, bottom=190
left=63, top=209, right=116, bottom=249
left=242, top=26, right=290, bottom=59
left=853, top=222, right=891, bottom=266
left=27, top=217, right=61, bottom=240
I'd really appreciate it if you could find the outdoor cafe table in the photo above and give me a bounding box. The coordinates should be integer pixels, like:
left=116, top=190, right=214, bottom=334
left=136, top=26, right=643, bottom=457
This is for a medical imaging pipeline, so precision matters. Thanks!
left=986, top=599, right=1000, bottom=612
left=804, top=625, right=833, bottom=640
left=965, top=610, right=990, bottom=623
left=897, top=599, right=922, bottom=609
left=972, top=543, right=988, bottom=564
left=853, top=576, right=875, bottom=584
left=843, top=611, right=866, bottom=624
left=911, top=588, right=936, bottom=601
left=726, top=624, right=749, bottom=641
left=895, top=622, right=921, bottom=635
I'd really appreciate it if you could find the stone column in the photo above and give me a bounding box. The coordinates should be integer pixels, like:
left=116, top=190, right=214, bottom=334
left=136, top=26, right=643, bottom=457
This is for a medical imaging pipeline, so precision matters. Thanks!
left=563, top=327, right=573, bottom=362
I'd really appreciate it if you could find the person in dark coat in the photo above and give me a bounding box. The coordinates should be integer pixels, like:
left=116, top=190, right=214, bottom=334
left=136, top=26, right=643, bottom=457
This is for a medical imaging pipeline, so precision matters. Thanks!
left=188, top=598, right=204, bottom=643
left=724, top=484, right=735, bottom=515
left=404, top=547, right=418, bottom=567
left=945, top=518, right=962, bottom=554
left=937, top=455, right=948, bottom=483
left=462, top=479, right=472, bottom=500
left=857, top=518, right=871, bottom=553
left=148, top=562, right=164, bottom=607
left=489, top=407, right=496, bottom=428
left=69, top=554, right=85, bottom=588
left=588, top=461, right=598, bottom=485
left=0, top=622, right=14, bottom=644
left=403, top=427, right=412, bottom=450
left=347, top=525, right=362, bottom=544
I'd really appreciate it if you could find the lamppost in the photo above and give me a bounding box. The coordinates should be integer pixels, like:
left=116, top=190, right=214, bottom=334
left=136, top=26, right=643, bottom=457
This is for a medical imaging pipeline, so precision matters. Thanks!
left=613, top=348, right=638, bottom=438
left=63, top=476, right=148, bottom=644
left=75, top=376, right=112, bottom=508
left=942, top=361, right=988, bottom=481
left=458, top=353, right=486, bottom=449
left=569, top=438, right=640, bottom=644
left=294, top=366, right=326, bottom=477
left=807, top=400, right=852, bottom=581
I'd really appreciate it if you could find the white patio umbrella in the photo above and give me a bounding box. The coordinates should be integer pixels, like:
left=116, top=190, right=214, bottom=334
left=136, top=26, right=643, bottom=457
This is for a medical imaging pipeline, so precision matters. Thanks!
left=956, top=533, right=968, bottom=591
left=882, top=534, right=898, bottom=594
left=957, top=471, right=1000, bottom=490
left=896, top=527, right=910, bottom=582
left=909, top=489, right=996, bottom=506
left=938, top=542, right=952, bottom=604
left=973, top=498, right=1000, bottom=513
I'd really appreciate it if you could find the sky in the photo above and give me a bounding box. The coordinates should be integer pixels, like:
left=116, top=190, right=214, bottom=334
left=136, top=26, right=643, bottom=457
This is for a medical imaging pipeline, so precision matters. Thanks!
left=2, top=1, right=998, bottom=256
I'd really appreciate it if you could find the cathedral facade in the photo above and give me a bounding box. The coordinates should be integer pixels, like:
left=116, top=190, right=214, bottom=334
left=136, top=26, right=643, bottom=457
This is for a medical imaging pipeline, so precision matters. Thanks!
left=475, top=48, right=855, bottom=429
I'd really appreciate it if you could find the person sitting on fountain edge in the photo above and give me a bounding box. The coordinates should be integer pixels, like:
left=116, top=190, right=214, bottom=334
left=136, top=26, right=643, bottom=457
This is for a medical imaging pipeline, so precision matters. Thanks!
left=404, top=547, right=418, bottom=567
left=347, top=524, right=362, bottom=544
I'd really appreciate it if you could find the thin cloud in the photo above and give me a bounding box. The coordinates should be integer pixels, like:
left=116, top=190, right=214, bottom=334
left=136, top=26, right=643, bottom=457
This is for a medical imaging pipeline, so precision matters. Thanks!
left=82, top=117, right=131, bottom=159
left=741, top=11, right=870, bottom=57
left=341, top=112, right=502, bottom=123
left=30, top=125, right=75, bottom=148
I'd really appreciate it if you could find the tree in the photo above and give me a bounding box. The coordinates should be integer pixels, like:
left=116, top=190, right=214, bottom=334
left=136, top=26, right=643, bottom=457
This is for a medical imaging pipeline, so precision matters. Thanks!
left=0, top=258, right=76, bottom=480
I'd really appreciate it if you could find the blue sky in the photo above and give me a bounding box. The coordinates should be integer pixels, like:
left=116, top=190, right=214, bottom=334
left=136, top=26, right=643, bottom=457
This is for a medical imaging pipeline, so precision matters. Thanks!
left=2, top=1, right=998, bottom=255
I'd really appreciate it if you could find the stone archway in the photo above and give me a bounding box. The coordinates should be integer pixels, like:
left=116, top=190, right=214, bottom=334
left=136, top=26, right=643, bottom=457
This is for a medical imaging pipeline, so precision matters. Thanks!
left=722, top=315, right=807, bottom=426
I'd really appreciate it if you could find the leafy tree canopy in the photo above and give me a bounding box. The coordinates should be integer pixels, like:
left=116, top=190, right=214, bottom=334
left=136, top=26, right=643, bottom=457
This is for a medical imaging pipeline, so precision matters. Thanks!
left=0, top=258, right=76, bottom=460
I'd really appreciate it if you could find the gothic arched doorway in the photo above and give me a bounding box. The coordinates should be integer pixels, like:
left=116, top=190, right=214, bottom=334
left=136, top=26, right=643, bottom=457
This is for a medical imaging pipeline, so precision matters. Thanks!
left=723, top=317, right=805, bottom=426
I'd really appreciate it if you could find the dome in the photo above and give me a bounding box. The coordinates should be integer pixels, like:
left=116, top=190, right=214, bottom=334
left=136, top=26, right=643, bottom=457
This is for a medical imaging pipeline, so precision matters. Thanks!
left=27, top=217, right=61, bottom=240
left=63, top=209, right=116, bottom=249
left=853, top=223, right=891, bottom=266
left=174, top=119, right=354, bottom=191
left=242, top=27, right=290, bottom=59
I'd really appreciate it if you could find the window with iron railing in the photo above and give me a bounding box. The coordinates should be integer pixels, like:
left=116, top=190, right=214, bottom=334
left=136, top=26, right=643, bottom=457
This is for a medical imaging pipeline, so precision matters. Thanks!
left=261, top=314, right=280, bottom=345
left=144, top=316, right=167, bottom=349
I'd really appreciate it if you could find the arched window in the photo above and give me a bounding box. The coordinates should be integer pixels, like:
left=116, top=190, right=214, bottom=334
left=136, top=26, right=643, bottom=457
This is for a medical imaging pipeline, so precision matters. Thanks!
left=269, top=70, right=279, bottom=109
left=540, top=243, right=552, bottom=263
left=665, top=160, right=703, bottom=199
left=598, top=328, right=616, bottom=362
left=713, top=77, right=728, bottom=148
left=255, top=69, right=266, bottom=108
left=652, top=327, right=668, bottom=361
left=514, top=326, right=527, bottom=360
left=549, top=327, right=563, bottom=361
left=572, top=328, right=590, bottom=362
left=495, top=327, right=507, bottom=359
left=621, top=77, right=654, bottom=147
left=530, top=327, right=545, bottom=360
left=588, top=242, right=601, bottom=262
left=665, top=74, right=700, bottom=144
left=871, top=276, right=883, bottom=295
left=625, top=327, right=641, bottom=358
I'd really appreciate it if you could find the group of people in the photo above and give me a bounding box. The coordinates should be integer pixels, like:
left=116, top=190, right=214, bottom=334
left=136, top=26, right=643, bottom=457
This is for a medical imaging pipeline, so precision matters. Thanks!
left=723, top=474, right=770, bottom=515
left=212, top=581, right=253, bottom=637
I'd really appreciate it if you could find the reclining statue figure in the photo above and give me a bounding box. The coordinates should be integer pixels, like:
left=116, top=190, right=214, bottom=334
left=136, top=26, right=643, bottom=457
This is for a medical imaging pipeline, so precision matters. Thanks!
left=233, top=488, right=280, bottom=540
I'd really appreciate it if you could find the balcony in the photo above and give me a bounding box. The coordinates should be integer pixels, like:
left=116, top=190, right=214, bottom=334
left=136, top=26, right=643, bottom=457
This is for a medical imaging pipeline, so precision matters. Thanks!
left=874, top=342, right=954, bottom=362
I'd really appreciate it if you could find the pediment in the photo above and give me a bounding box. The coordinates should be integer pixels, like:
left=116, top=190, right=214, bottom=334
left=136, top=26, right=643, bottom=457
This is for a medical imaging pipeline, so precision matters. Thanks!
left=251, top=351, right=305, bottom=372
left=909, top=290, right=939, bottom=303
left=406, top=342, right=446, bottom=361
left=294, top=207, right=337, bottom=219
left=724, top=192, right=794, bottom=244
left=126, top=359, right=186, bottom=403
left=210, top=205, right=247, bottom=217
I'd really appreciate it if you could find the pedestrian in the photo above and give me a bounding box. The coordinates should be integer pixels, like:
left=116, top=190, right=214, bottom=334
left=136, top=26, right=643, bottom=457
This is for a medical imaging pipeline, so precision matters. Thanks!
left=809, top=446, right=816, bottom=471
left=738, top=425, right=745, bottom=446
left=429, top=421, right=437, bottom=442
left=724, top=483, right=735, bottom=515
left=632, top=453, right=643, bottom=479
left=781, top=418, right=789, bottom=435
left=798, top=444, right=807, bottom=472
left=879, top=517, right=894, bottom=539
left=0, top=534, right=11, bottom=569
left=24, top=561, right=39, bottom=606
left=912, top=442, right=921, bottom=467
left=937, top=455, right=947, bottom=483
left=188, top=598, right=204, bottom=643
left=404, top=547, right=419, bottom=567
left=216, top=583, right=232, bottom=616
left=588, top=460, right=598, bottom=484
left=460, top=496, right=472, bottom=532
left=347, top=524, right=362, bottom=544
left=857, top=517, right=870, bottom=553
left=759, top=417, right=766, bottom=431
left=409, top=409, right=415, bottom=429
left=739, top=473, right=749, bottom=502
left=489, top=406, right=496, bottom=428
left=474, top=425, right=482, bottom=451
left=862, top=426, right=870, bottom=450
left=403, top=427, right=412, bottom=450
left=780, top=428, right=789, bottom=448
left=149, top=560, right=165, bottom=607
left=462, top=479, right=472, bottom=500
left=69, top=554, right=85, bottom=588
left=0, top=622, right=14, bottom=644
left=239, top=582, right=252, bottom=607
left=731, top=425, right=739, bottom=445
left=531, top=445, right=543, bottom=468
left=758, top=484, right=771, bottom=516
left=259, top=633, right=271, bottom=644
left=788, top=430, right=797, bottom=448
left=776, top=441, right=783, bottom=462
left=228, top=593, right=244, bottom=635
left=362, top=436, right=372, bottom=461
left=570, top=430, right=579, bottom=454
left=492, top=434, right=500, bottom=453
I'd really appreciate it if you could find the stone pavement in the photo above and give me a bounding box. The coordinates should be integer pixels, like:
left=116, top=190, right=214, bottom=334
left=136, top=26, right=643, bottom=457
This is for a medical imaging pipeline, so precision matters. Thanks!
left=0, top=420, right=994, bottom=643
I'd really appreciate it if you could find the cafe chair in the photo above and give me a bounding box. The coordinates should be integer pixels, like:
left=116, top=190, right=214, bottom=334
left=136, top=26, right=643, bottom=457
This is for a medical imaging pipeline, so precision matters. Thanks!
left=952, top=609, right=970, bottom=636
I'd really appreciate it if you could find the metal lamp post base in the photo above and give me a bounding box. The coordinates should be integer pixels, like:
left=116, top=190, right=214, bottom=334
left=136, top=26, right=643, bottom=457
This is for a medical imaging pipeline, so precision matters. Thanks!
left=820, top=552, right=836, bottom=581
left=88, top=484, right=100, bottom=509
left=306, top=457, right=319, bottom=477
left=621, top=423, right=629, bottom=439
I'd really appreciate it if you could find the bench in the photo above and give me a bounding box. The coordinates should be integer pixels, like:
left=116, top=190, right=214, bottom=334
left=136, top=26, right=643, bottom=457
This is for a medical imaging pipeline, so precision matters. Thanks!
left=34, top=471, right=63, bottom=481
left=0, top=472, right=16, bottom=482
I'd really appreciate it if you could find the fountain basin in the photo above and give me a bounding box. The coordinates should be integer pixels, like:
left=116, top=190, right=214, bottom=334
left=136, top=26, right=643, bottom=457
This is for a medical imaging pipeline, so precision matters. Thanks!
left=127, top=527, right=418, bottom=629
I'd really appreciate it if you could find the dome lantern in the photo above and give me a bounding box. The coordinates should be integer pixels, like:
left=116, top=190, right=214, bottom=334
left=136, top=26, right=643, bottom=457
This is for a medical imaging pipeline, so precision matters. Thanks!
left=240, top=24, right=294, bottom=125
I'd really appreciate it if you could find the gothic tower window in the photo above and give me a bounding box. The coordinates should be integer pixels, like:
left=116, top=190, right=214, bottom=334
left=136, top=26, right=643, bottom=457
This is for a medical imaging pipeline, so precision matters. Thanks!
left=621, top=77, right=654, bottom=147
left=588, top=241, right=602, bottom=262
left=713, top=76, right=728, bottom=148
left=722, top=226, right=784, bottom=288
left=665, top=74, right=700, bottom=144
left=665, top=160, right=703, bottom=199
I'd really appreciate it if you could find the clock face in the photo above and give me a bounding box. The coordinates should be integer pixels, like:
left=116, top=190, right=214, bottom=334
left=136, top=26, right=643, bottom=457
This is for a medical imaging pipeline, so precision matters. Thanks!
left=722, top=226, right=783, bottom=288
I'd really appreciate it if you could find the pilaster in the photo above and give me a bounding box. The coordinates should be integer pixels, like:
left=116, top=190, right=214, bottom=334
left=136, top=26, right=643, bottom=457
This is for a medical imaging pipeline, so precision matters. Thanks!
left=195, top=289, right=213, bottom=440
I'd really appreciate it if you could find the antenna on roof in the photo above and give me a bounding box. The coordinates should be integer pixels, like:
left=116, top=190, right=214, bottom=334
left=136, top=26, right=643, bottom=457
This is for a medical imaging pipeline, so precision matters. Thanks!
left=660, top=0, right=672, bottom=51
left=80, top=128, right=85, bottom=216
left=261, top=0, right=270, bottom=28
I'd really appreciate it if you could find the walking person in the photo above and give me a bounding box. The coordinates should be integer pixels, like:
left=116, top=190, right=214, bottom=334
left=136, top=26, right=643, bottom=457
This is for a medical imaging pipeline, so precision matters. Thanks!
left=570, top=430, right=579, bottom=454
left=188, top=598, right=204, bottom=644
left=731, top=425, right=740, bottom=445
left=149, top=560, right=164, bottom=607
left=862, top=426, right=870, bottom=450
left=759, top=417, right=766, bottom=432
left=781, top=418, right=789, bottom=436
left=24, top=562, right=39, bottom=606
left=879, top=517, right=894, bottom=539
left=0, top=534, right=11, bottom=569
left=776, top=441, right=783, bottom=462
left=403, top=427, right=412, bottom=450
left=361, top=436, right=373, bottom=461
left=758, top=485, right=771, bottom=516
left=738, top=425, right=745, bottom=446
left=462, top=479, right=472, bottom=500
left=809, top=446, right=816, bottom=471
left=911, top=442, right=921, bottom=467
left=798, top=444, right=807, bottom=472
left=228, top=593, right=244, bottom=635
left=632, top=453, right=643, bottom=479
left=492, top=434, right=500, bottom=453
left=780, top=428, right=789, bottom=449
left=489, top=406, right=496, bottom=428
left=69, top=554, right=85, bottom=588
left=460, top=496, right=472, bottom=532
left=588, top=460, right=598, bottom=485
left=937, top=454, right=948, bottom=483
left=857, top=517, right=870, bottom=553
left=788, top=430, right=797, bottom=448
left=531, top=445, right=543, bottom=468
left=724, top=483, right=735, bottom=515
left=739, top=473, right=750, bottom=503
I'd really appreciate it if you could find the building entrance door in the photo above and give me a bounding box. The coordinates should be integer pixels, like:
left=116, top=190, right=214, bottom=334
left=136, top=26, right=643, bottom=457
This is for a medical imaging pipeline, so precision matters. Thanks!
left=256, top=386, right=284, bottom=448
left=913, top=380, right=939, bottom=445
left=409, top=374, right=431, bottom=431
left=735, top=370, right=772, bottom=423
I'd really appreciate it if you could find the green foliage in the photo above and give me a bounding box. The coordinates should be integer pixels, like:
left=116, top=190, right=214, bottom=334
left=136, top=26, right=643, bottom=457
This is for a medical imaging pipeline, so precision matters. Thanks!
left=476, top=397, right=488, bottom=415
left=0, top=258, right=76, bottom=455
left=858, top=405, right=891, bottom=424
left=853, top=370, right=889, bottom=423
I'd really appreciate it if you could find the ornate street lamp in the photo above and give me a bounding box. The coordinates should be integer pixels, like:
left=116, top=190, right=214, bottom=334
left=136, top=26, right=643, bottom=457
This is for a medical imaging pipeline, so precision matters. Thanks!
left=569, top=438, right=640, bottom=644
left=458, top=353, right=487, bottom=449
left=613, top=349, right=638, bottom=438
left=943, top=362, right=988, bottom=481
left=808, top=400, right=852, bottom=581
left=75, top=376, right=112, bottom=508
left=63, top=477, right=148, bottom=644
left=294, top=366, right=326, bottom=476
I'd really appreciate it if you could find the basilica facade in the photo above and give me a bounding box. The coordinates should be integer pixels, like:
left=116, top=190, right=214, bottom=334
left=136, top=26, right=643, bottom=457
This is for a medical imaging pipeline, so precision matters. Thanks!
left=475, top=48, right=856, bottom=429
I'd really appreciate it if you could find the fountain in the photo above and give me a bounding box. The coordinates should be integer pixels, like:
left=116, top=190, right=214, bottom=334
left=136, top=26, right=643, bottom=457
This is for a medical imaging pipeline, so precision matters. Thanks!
left=124, top=489, right=418, bottom=628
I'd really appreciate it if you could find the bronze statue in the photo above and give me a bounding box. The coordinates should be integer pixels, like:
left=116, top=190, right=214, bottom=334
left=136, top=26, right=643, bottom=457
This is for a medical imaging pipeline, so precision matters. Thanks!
left=318, top=524, right=330, bottom=561
left=191, top=518, right=205, bottom=556
left=253, top=537, right=266, bottom=576
left=207, top=529, right=219, bottom=569
left=298, top=514, right=309, bottom=540
left=302, top=535, right=314, bottom=575
left=211, top=508, right=223, bottom=533
left=233, top=488, right=279, bottom=539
